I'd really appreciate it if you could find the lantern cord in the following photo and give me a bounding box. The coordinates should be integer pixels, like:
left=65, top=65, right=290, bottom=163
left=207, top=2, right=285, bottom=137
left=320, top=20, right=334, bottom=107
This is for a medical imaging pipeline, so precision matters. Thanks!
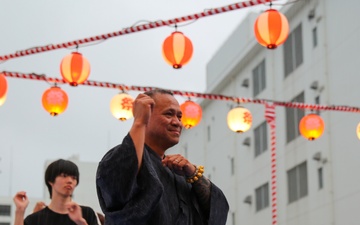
left=130, top=20, right=158, bottom=27
left=0, top=0, right=275, bottom=62
left=3, top=70, right=360, bottom=113
left=30, top=73, right=58, bottom=86
left=172, top=19, right=198, bottom=28
left=65, top=40, right=107, bottom=50
left=269, top=0, right=300, bottom=6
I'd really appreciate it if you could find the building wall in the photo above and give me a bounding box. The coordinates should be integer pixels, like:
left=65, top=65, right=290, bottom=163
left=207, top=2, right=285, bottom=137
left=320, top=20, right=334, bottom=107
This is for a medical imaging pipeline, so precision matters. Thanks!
left=0, top=196, right=43, bottom=225
left=177, top=0, right=360, bottom=224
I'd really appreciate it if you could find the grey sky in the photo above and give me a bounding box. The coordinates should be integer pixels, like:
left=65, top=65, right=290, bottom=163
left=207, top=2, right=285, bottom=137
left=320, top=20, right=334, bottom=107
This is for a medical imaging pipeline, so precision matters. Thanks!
left=0, top=0, right=275, bottom=197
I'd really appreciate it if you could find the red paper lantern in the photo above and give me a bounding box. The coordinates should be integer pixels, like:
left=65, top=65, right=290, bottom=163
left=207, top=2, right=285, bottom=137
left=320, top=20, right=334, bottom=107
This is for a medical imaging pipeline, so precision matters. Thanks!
left=60, top=52, right=90, bottom=86
left=0, top=73, right=8, bottom=106
left=42, top=86, right=69, bottom=116
left=180, top=100, right=202, bottom=129
left=299, top=114, right=325, bottom=140
left=162, top=31, right=193, bottom=69
left=254, top=9, right=289, bottom=49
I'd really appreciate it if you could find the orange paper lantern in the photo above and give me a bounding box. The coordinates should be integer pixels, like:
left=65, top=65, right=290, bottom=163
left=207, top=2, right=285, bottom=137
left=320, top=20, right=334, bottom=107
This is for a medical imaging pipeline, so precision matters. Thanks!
left=0, top=73, right=8, bottom=106
left=60, top=52, right=90, bottom=86
left=180, top=100, right=202, bottom=129
left=42, top=86, right=69, bottom=116
left=254, top=9, right=289, bottom=49
left=299, top=114, right=325, bottom=140
left=227, top=106, right=253, bottom=133
left=110, top=92, right=134, bottom=121
left=162, top=31, right=193, bottom=69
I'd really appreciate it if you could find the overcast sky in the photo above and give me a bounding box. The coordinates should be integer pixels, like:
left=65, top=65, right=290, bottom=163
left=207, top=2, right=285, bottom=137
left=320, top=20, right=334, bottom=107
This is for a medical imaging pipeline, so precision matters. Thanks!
left=0, top=0, right=278, bottom=198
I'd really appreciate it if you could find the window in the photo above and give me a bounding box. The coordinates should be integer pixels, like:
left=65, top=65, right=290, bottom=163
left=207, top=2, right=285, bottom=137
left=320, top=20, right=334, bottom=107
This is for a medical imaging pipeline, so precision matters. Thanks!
left=207, top=125, right=211, bottom=141
left=230, top=157, right=235, bottom=175
left=254, top=121, right=268, bottom=157
left=0, top=205, right=11, bottom=216
left=287, top=161, right=308, bottom=203
left=253, top=59, right=266, bottom=96
left=315, top=96, right=320, bottom=115
left=318, top=167, right=323, bottom=189
left=312, top=27, right=318, bottom=48
left=286, top=92, right=305, bottom=143
left=284, top=23, right=303, bottom=77
left=255, top=183, right=269, bottom=211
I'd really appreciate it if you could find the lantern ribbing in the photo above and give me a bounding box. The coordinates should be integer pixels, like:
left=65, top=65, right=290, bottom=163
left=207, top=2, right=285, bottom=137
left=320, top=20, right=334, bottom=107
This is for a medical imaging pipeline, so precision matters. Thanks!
left=0, top=0, right=273, bottom=62
left=3, top=71, right=360, bottom=113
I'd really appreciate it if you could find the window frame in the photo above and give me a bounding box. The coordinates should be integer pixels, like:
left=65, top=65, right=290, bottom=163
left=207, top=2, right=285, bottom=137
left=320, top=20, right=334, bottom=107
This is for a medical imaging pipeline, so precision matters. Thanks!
left=284, top=23, right=303, bottom=77
left=252, top=59, right=266, bottom=97
left=254, top=121, right=268, bottom=157
left=285, top=92, right=305, bottom=143
left=0, top=205, right=11, bottom=216
left=287, top=161, right=308, bottom=203
left=255, top=182, right=270, bottom=212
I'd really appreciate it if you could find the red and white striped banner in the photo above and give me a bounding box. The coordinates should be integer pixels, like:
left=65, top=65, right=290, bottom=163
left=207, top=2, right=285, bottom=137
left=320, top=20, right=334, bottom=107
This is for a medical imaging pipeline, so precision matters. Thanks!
left=3, top=71, right=360, bottom=113
left=265, top=103, right=277, bottom=225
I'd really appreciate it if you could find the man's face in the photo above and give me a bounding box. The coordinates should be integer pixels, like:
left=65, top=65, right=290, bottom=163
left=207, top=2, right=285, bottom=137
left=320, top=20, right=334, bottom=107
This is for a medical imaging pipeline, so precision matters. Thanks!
left=146, top=93, right=183, bottom=150
left=50, top=173, right=78, bottom=198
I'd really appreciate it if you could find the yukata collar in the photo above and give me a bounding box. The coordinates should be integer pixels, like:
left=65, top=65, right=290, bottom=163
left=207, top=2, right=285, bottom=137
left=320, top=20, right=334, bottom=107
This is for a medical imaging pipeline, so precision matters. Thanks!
left=144, top=144, right=164, bottom=162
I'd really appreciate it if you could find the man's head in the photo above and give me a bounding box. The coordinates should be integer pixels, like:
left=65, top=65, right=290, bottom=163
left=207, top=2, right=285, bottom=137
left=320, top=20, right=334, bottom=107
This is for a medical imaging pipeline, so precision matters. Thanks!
left=144, top=89, right=183, bottom=151
left=45, top=159, right=80, bottom=198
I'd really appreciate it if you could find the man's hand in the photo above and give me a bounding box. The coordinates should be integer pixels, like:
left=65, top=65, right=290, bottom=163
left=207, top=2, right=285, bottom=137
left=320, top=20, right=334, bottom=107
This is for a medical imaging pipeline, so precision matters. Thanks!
left=162, top=154, right=196, bottom=177
left=132, top=93, right=155, bottom=126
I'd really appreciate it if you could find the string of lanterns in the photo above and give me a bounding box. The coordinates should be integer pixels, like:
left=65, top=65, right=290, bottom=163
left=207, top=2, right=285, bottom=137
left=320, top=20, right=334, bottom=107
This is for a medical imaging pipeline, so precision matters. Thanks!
left=0, top=4, right=289, bottom=71
left=0, top=2, right=292, bottom=124
left=0, top=1, right=292, bottom=120
left=0, top=0, right=274, bottom=62
left=1, top=71, right=360, bottom=141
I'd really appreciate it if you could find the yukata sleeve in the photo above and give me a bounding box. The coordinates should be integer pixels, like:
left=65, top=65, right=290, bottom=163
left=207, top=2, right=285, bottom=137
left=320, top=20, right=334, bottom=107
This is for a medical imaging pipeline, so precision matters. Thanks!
left=96, top=134, right=163, bottom=225
left=208, top=182, right=229, bottom=225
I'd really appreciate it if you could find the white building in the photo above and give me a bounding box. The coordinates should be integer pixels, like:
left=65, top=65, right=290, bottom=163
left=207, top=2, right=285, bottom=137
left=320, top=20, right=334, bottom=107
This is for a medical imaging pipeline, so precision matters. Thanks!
left=176, top=0, right=360, bottom=224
